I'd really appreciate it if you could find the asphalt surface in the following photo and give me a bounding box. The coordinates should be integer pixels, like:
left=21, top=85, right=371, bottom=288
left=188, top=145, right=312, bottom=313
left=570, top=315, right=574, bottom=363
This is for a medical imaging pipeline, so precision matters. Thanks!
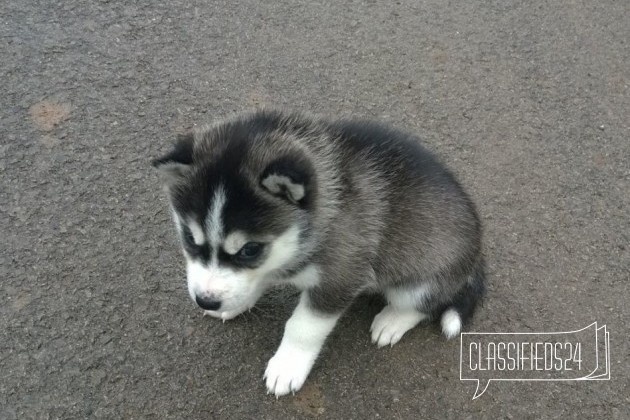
left=1, top=0, right=628, bottom=418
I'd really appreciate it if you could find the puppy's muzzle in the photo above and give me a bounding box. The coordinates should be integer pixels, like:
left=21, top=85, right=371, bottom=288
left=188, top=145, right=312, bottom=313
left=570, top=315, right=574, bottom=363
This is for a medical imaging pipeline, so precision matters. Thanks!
left=195, top=295, right=221, bottom=311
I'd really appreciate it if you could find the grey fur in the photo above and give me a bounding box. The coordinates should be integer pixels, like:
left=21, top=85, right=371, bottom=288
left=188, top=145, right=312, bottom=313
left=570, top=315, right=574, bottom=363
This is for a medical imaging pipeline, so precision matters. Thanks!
left=154, top=109, right=485, bottom=326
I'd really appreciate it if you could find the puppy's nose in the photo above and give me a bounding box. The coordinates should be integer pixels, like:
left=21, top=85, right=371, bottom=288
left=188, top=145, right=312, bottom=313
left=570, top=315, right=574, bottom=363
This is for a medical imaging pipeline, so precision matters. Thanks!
left=195, top=295, right=221, bottom=311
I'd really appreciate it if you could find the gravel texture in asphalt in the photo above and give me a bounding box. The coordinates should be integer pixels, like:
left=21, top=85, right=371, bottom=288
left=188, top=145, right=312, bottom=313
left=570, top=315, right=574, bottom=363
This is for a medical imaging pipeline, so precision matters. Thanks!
left=1, top=0, right=628, bottom=418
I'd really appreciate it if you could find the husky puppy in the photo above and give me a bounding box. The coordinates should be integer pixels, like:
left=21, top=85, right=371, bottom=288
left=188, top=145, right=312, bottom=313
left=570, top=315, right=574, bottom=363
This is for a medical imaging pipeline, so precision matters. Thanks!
left=153, top=109, right=485, bottom=396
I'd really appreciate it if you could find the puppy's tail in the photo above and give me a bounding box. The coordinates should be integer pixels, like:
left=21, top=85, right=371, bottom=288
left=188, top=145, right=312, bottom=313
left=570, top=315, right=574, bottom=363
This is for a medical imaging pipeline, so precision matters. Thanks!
left=440, top=259, right=486, bottom=339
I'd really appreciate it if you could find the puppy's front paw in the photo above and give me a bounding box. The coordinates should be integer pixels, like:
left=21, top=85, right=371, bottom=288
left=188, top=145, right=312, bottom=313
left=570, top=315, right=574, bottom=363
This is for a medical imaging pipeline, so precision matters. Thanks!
left=264, top=347, right=315, bottom=397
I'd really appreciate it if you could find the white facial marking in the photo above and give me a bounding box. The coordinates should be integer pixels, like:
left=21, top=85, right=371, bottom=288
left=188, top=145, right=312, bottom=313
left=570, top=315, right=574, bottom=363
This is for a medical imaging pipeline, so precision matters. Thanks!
left=185, top=224, right=302, bottom=320
left=186, top=258, right=237, bottom=301
left=370, top=305, right=427, bottom=348
left=187, top=219, right=206, bottom=245
left=223, top=231, right=248, bottom=255
left=264, top=292, right=340, bottom=396
left=441, top=309, right=462, bottom=339
left=207, top=185, right=227, bottom=249
left=257, top=225, right=301, bottom=275
left=261, top=174, right=305, bottom=202
left=186, top=257, right=260, bottom=315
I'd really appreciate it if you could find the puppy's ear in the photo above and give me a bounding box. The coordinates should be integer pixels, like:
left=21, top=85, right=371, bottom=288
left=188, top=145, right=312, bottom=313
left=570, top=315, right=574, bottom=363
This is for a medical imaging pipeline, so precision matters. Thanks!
left=152, top=133, right=195, bottom=183
left=261, top=156, right=313, bottom=206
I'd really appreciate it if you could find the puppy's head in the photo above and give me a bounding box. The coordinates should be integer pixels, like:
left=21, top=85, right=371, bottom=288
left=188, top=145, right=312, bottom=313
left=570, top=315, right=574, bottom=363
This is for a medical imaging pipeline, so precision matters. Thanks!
left=153, top=123, right=314, bottom=319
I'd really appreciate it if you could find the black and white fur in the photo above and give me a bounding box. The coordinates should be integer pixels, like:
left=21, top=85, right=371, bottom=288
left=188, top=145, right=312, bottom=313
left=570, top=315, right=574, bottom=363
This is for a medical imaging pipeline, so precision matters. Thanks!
left=153, top=109, right=485, bottom=396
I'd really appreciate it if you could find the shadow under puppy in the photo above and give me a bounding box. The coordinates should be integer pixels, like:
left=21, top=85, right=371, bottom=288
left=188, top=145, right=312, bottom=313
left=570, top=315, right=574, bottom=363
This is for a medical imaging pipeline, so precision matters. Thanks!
left=153, top=109, right=485, bottom=396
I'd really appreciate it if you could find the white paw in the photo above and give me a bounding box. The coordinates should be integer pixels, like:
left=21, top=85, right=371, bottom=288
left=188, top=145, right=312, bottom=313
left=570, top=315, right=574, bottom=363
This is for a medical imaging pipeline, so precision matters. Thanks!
left=370, top=305, right=427, bottom=347
left=264, top=347, right=315, bottom=397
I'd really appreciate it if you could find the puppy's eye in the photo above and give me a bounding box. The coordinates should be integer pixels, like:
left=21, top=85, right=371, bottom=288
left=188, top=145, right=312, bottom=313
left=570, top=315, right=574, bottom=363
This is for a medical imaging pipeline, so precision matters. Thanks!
left=235, top=242, right=264, bottom=261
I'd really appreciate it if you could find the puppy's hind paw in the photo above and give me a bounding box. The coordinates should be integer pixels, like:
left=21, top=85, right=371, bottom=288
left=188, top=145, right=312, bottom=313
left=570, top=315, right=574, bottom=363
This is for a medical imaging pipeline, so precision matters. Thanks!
left=370, top=305, right=427, bottom=347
